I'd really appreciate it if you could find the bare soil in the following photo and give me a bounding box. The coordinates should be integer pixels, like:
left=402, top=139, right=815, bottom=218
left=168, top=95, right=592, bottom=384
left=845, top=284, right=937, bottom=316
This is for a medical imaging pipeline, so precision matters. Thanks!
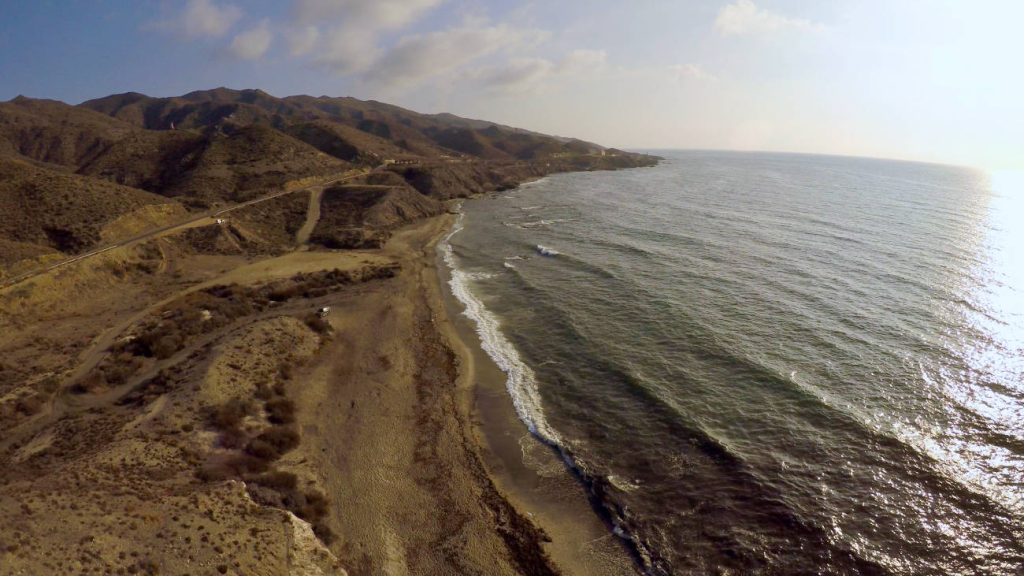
left=0, top=215, right=573, bottom=576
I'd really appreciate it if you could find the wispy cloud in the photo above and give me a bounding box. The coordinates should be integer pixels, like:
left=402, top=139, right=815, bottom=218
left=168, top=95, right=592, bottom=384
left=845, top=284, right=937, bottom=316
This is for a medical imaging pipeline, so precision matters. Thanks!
left=154, top=0, right=604, bottom=96
left=670, top=63, right=717, bottom=82
left=229, top=19, right=272, bottom=60
left=167, top=0, right=243, bottom=38
left=469, top=58, right=557, bottom=93
left=714, top=0, right=822, bottom=36
left=560, top=49, right=608, bottom=74
left=285, top=25, right=319, bottom=57
left=292, top=0, right=444, bottom=28
left=303, top=0, right=448, bottom=74
left=366, top=24, right=547, bottom=89
left=467, top=49, right=608, bottom=94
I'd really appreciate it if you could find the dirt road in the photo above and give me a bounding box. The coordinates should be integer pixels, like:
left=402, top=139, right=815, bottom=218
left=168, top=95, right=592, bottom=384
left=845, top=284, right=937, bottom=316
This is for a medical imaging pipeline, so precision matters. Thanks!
left=0, top=169, right=370, bottom=289
left=295, top=187, right=324, bottom=245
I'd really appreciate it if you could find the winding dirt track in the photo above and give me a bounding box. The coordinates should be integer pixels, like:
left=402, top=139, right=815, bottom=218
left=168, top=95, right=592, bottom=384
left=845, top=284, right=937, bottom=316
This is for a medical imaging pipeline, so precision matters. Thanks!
left=0, top=169, right=371, bottom=290
left=295, top=187, right=323, bottom=245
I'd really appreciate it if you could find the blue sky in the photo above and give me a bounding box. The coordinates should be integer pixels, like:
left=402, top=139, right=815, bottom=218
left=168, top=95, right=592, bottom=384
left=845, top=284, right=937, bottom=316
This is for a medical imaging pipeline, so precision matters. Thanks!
left=1, top=1, right=1021, bottom=169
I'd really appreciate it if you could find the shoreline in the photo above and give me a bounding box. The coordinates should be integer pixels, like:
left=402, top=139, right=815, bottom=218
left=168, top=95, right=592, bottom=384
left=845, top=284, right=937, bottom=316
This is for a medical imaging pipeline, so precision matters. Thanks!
left=291, top=214, right=567, bottom=574
left=434, top=208, right=641, bottom=575
left=0, top=171, right=654, bottom=574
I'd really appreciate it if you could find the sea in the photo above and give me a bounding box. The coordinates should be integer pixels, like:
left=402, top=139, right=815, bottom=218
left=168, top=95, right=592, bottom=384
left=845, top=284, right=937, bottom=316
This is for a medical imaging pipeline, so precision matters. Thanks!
left=441, top=151, right=1024, bottom=575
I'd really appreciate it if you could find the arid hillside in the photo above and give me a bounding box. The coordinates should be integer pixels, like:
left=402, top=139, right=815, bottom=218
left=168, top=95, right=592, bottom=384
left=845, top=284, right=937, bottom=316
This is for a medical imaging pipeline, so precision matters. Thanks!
left=0, top=88, right=658, bottom=279
left=78, top=87, right=659, bottom=166
left=0, top=157, right=174, bottom=268
left=0, top=87, right=659, bottom=576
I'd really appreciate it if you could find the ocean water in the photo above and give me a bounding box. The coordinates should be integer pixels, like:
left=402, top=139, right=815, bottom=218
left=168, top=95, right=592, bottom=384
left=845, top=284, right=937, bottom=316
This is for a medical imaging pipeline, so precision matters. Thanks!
left=441, top=151, right=1024, bottom=575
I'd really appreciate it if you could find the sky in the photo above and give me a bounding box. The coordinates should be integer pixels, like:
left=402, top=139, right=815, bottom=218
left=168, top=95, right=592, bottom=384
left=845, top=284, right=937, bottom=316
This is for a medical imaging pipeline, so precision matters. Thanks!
left=0, top=0, right=1021, bottom=170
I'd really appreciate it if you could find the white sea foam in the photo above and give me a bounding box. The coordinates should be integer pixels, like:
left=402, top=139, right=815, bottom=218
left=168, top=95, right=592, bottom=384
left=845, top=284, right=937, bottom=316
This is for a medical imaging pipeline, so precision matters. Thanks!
left=518, top=176, right=550, bottom=189
left=536, top=245, right=560, bottom=257
left=503, top=262, right=516, bottom=270
left=520, top=205, right=543, bottom=211
left=464, top=271, right=497, bottom=281
left=441, top=213, right=561, bottom=446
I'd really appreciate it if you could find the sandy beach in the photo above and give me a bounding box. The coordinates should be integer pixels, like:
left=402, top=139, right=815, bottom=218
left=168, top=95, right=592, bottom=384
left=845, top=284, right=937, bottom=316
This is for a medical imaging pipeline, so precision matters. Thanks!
left=0, top=206, right=638, bottom=575
left=290, top=213, right=638, bottom=574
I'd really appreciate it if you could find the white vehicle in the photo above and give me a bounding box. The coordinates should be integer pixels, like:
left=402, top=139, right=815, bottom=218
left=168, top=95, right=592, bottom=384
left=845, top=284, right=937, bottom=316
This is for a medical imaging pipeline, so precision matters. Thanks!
left=317, top=306, right=331, bottom=318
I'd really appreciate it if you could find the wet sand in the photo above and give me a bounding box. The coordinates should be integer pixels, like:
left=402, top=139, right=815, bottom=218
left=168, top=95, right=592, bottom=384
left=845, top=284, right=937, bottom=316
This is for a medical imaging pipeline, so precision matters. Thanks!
left=438, top=250, right=641, bottom=576
left=292, top=214, right=638, bottom=575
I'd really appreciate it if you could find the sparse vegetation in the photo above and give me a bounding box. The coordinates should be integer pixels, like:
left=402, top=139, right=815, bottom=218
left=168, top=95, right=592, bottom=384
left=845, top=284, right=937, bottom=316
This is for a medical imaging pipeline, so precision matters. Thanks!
left=71, top=266, right=394, bottom=396
left=264, top=397, right=295, bottom=425
left=0, top=87, right=659, bottom=575
left=0, top=158, right=173, bottom=262
left=245, top=426, right=300, bottom=461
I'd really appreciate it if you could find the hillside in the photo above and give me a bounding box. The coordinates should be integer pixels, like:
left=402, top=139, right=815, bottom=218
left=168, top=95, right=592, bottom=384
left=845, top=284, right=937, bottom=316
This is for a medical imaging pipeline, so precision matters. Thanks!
left=311, top=184, right=446, bottom=249
left=79, top=87, right=659, bottom=167
left=0, top=157, right=173, bottom=263
left=0, top=96, right=134, bottom=167
left=0, top=87, right=659, bottom=576
left=0, top=88, right=658, bottom=272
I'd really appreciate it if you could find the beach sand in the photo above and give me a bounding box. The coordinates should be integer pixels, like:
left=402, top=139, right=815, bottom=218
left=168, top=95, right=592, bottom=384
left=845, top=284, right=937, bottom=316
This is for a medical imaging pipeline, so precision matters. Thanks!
left=0, top=211, right=636, bottom=575
left=291, top=214, right=638, bottom=575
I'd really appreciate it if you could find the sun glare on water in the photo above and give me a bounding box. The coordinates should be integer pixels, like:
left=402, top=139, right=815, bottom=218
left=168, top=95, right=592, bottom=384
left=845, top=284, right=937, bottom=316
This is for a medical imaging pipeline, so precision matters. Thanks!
left=984, top=170, right=1024, bottom=345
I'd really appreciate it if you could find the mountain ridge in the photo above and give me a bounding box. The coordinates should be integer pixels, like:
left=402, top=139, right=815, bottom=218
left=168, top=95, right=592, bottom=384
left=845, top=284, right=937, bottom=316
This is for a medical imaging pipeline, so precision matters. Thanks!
left=0, top=88, right=659, bottom=276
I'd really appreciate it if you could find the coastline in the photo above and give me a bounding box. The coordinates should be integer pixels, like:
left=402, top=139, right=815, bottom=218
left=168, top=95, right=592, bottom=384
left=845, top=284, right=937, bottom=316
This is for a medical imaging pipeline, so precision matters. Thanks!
left=0, top=163, right=658, bottom=574
left=436, top=210, right=641, bottom=575
left=292, top=211, right=638, bottom=574
left=285, top=214, right=558, bottom=574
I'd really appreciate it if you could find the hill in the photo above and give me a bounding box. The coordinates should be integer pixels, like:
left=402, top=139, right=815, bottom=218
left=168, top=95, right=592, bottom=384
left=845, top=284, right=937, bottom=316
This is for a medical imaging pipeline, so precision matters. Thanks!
left=0, top=96, right=134, bottom=167
left=0, top=94, right=349, bottom=206
left=0, top=88, right=659, bottom=265
left=0, top=157, right=173, bottom=266
left=79, top=88, right=659, bottom=166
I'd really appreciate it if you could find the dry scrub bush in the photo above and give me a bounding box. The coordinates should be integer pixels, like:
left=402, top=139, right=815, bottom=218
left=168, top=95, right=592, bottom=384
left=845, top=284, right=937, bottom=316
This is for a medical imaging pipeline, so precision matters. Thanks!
left=264, top=397, right=295, bottom=425
left=303, top=314, right=331, bottom=334
left=209, top=398, right=254, bottom=430
left=246, top=472, right=336, bottom=544
left=196, top=453, right=269, bottom=482
left=245, top=426, right=300, bottom=461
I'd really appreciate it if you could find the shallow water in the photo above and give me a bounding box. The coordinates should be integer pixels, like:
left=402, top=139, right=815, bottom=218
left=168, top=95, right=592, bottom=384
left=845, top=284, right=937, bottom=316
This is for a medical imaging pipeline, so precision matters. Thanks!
left=443, top=151, right=1024, bottom=574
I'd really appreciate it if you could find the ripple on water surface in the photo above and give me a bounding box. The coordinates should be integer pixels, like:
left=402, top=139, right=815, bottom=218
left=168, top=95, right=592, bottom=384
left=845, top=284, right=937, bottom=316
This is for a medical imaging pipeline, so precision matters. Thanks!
left=445, top=152, right=1024, bottom=575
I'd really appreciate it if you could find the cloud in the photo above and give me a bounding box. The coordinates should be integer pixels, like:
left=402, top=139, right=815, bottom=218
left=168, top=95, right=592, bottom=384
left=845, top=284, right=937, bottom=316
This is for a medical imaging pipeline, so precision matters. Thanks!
left=172, top=0, right=243, bottom=38
left=292, top=0, right=443, bottom=29
left=714, top=0, right=821, bottom=36
left=285, top=25, right=319, bottom=57
left=229, top=19, right=272, bottom=60
left=318, top=28, right=381, bottom=74
left=560, top=49, right=607, bottom=74
left=470, top=58, right=557, bottom=93
left=366, top=24, right=547, bottom=88
left=468, top=49, right=608, bottom=94
left=670, top=63, right=717, bottom=81
left=299, top=0, right=447, bottom=74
